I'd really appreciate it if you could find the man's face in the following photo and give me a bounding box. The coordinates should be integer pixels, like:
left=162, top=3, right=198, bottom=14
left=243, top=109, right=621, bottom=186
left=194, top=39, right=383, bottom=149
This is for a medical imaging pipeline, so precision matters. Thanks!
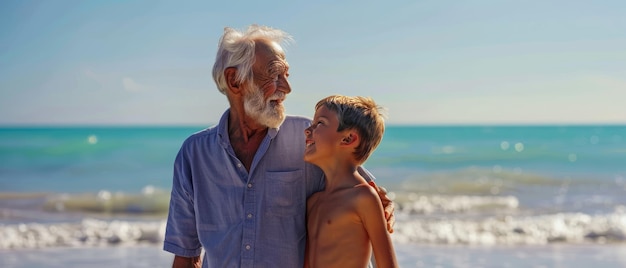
left=243, top=81, right=286, bottom=128
left=243, top=39, right=291, bottom=128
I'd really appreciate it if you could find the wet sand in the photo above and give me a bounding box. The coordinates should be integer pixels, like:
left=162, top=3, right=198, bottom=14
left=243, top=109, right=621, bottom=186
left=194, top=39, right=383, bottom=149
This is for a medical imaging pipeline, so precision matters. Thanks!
left=2, top=242, right=626, bottom=267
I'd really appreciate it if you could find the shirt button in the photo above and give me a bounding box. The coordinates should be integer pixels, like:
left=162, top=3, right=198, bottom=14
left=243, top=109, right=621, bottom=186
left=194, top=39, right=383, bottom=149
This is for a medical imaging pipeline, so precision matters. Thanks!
left=245, top=245, right=251, bottom=250
left=247, top=183, right=253, bottom=188
left=237, top=163, right=242, bottom=168
left=247, top=213, right=253, bottom=219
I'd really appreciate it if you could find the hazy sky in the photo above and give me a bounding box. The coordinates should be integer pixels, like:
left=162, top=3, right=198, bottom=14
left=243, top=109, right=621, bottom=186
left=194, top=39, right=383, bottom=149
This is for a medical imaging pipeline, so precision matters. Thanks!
left=1, top=0, right=625, bottom=126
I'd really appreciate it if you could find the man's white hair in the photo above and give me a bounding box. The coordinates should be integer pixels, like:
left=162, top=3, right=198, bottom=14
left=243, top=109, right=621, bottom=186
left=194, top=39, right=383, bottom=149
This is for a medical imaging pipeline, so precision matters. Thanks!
left=212, top=25, right=293, bottom=95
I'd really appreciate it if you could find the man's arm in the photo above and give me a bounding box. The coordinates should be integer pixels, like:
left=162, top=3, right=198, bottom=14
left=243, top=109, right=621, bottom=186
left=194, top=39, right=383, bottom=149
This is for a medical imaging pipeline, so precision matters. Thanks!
left=173, top=255, right=201, bottom=268
left=357, top=166, right=395, bottom=233
left=164, top=147, right=203, bottom=266
left=369, top=181, right=395, bottom=233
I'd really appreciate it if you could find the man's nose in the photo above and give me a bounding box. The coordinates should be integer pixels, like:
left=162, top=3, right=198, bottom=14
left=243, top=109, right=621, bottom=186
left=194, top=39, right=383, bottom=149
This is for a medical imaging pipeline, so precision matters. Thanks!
left=278, top=75, right=291, bottom=94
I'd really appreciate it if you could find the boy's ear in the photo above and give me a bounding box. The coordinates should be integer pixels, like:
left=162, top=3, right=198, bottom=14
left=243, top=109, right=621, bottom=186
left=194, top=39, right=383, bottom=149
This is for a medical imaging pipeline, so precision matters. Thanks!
left=225, top=67, right=242, bottom=94
left=341, top=131, right=359, bottom=146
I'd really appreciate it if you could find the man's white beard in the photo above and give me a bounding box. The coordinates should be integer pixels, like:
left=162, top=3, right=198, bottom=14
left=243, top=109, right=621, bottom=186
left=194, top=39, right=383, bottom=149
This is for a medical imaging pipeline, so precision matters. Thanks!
left=243, top=84, right=286, bottom=128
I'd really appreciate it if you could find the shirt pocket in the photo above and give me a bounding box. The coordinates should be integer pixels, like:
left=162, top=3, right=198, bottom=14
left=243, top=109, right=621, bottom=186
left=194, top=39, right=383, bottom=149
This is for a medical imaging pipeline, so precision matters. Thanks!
left=265, top=170, right=305, bottom=217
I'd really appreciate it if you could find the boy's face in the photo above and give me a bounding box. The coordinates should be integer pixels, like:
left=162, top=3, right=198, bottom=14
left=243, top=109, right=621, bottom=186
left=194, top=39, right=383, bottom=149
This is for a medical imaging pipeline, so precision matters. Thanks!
left=303, top=106, right=344, bottom=165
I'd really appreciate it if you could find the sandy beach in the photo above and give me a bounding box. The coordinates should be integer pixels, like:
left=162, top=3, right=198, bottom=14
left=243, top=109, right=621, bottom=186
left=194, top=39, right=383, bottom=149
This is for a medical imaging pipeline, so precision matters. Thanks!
left=2, top=242, right=626, bottom=268
left=394, top=243, right=626, bottom=267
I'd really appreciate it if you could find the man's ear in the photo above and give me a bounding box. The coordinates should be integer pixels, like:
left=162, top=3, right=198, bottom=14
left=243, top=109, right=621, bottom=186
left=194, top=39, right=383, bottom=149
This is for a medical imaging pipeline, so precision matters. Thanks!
left=224, top=67, right=242, bottom=94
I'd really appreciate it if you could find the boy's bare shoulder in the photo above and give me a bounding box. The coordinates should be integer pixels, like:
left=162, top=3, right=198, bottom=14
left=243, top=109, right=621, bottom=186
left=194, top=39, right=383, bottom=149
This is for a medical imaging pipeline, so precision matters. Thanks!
left=351, top=183, right=380, bottom=202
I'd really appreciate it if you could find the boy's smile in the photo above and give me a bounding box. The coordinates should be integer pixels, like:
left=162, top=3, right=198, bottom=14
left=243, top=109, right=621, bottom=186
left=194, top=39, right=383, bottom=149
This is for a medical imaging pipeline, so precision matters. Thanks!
left=303, top=106, right=343, bottom=164
left=305, top=140, right=315, bottom=148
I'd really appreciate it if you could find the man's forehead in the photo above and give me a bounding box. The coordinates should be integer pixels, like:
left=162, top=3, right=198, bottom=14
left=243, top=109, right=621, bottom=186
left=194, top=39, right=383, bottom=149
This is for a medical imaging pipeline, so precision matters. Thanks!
left=253, top=40, right=289, bottom=75
left=255, top=39, right=285, bottom=58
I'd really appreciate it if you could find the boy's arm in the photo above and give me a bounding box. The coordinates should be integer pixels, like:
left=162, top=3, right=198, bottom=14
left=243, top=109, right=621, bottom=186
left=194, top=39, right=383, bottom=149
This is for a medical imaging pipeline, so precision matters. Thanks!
left=357, top=186, right=399, bottom=268
left=357, top=166, right=395, bottom=233
left=304, top=193, right=320, bottom=268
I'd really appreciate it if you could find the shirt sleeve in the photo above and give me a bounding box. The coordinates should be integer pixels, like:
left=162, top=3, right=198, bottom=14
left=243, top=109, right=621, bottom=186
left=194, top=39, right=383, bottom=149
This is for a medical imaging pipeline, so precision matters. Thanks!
left=357, top=165, right=377, bottom=182
left=163, top=146, right=203, bottom=257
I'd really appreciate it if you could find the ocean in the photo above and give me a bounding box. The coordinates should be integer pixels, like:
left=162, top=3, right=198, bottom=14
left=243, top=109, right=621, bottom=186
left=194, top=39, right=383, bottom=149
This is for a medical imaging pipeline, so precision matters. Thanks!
left=1, top=125, right=626, bottom=267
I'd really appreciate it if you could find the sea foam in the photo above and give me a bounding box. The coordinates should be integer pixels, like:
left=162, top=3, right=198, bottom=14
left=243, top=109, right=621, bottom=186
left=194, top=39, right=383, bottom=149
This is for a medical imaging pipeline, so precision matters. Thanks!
left=393, top=211, right=626, bottom=245
left=0, top=219, right=165, bottom=249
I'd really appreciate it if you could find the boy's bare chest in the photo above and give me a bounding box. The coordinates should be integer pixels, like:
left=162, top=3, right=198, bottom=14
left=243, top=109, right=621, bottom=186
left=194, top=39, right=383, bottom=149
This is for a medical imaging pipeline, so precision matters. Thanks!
left=307, top=193, right=361, bottom=237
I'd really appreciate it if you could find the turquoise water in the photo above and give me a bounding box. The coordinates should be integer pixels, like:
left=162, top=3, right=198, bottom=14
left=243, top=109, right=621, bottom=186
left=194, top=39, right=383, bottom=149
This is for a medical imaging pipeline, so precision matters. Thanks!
left=0, top=126, right=200, bottom=192
left=1, top=125, right=626, bottom=249
left=2, top=125, right=624, bottom=192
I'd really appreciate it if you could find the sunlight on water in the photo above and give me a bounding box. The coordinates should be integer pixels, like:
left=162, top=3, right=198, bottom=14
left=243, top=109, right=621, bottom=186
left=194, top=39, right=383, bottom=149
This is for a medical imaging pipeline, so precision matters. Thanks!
left=432, top=145, right=456, bottom=154
left=87, top=135, right=98, bottom=144
left=442, top=146, right=455, bottom=154
left=500, top=141, right=510, bottom=150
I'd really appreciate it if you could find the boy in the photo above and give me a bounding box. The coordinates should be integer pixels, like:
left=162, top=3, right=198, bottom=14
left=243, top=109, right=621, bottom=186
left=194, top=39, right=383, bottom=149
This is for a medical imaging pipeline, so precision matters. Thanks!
left=303, top=95, right=398, bottom=268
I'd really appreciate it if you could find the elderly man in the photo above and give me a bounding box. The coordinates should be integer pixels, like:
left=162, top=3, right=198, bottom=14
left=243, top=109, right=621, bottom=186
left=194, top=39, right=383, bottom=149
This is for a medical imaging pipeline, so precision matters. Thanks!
left=163, top=25, right=393, bottom=268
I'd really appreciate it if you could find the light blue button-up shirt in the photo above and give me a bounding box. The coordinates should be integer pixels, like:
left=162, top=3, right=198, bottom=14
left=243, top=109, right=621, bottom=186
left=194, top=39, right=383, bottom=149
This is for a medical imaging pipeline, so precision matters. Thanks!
left=163, top=110, right=326, bottom=267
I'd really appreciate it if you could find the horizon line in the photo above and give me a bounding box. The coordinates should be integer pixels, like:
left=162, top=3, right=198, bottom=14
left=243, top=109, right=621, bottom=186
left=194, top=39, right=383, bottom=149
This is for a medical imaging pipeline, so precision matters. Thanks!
left=1, top=122, right=626, bottom=128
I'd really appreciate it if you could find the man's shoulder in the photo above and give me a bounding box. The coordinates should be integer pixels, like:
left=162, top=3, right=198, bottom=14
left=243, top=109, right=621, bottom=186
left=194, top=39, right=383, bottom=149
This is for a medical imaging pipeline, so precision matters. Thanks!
left=275, top=115, right=312, bottom=135
left=181, top=125, right=219, bottom=147
left=283, top=115, right=312, bottom=126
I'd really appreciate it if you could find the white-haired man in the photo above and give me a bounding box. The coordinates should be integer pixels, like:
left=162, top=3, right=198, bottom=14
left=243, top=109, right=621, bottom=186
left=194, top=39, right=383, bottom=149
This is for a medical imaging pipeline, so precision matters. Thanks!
left=163, top=25, right=394, bottom=268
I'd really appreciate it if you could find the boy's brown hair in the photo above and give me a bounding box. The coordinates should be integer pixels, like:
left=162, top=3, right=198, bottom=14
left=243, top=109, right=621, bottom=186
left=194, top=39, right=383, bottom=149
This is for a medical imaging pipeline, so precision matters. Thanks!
left=315, top=95, right=386, bottom=164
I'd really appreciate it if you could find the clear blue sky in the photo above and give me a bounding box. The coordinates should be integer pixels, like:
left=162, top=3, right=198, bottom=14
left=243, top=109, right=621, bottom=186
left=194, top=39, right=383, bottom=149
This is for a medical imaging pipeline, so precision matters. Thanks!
left=1, top=0, right=625, bottom=126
